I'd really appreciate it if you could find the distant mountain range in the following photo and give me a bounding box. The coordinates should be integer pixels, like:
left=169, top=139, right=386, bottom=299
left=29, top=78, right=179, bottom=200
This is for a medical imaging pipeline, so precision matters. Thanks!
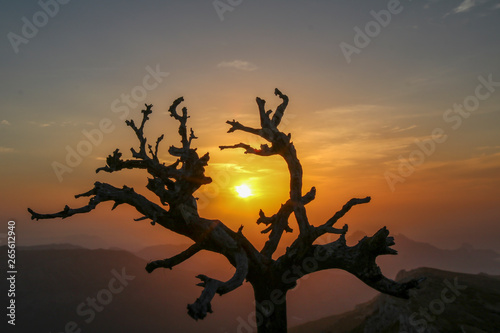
left=290, top=267, right=500, bottom=333
left=1, top=233, right=499, bottom=332
left=1, top=246, right=253, bottom=333
left=375, top=233, right=500, bottom=277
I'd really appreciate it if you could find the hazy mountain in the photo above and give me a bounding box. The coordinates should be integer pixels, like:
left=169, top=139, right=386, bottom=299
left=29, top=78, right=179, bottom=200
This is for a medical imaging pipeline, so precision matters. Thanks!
left=290, top=267, right=500, bottom=333
left=377, top=234, right=500, bottom=277
left=0, top=246, right=254, bottom=333
left=21, top=234, right=111, bottom=250
left=2, top=233, right=499, bottom=332
left=132, top=234, right=500, bottom=326
left=136, top=233, right=500, bottom=277
left=18, top=243, right=84, bottom=250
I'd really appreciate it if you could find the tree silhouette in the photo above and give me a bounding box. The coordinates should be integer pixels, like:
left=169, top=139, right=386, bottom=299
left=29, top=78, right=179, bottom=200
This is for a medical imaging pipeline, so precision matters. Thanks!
left=29, top=89, right=423, bottom=333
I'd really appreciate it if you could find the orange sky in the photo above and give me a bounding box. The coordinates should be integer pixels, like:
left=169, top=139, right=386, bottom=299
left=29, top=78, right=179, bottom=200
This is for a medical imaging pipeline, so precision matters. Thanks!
left=1, top=0, right=500, bottom=252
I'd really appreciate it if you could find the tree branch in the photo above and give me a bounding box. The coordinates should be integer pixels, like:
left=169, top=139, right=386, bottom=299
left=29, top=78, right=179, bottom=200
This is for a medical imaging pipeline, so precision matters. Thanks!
left=256, top=97, right=273, bottom=130
left=279, top=228, right=424, bottom=298
left=225, top=120, right=266, bottom=138
left=222, top=89, right=313, bottom=252
left=272, top=88, right=289, bottom=127
left=187, top=250, right=249, bottom=320
left=125, top=104, right=153, bottom=159
left=314, top=196, right=371, bottom=238
left=28, top=182, right=168, bottom=227
left=259, top=187, right=316, bottom=258
left=167, top=97, right=192, bottom=151
left=96, top=149, right=148, bottom=173
left=149, top=134, right=164, bottom=161
left=146, top=243, right=203, bottom=273
left=219, top=143, right=277, bottom=156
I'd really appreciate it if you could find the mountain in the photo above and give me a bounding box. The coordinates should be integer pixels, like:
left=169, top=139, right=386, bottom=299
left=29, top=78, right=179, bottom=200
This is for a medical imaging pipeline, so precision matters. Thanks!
left=18, top=243, right=84, bottom=250
left=377, top=234, right=500, bottom=277
left=3, top=232, right=499, bottom=332
left=134, top=234, right=500, bottom=326
left=0, top=246, right=254, bottom=333
left=137, top=233, right=500, bottom=277
left=135, top=243, right=230, bottom=273
left=290, top=267, right=500, bottom=333
left=21, top=234, right=112, bottom=249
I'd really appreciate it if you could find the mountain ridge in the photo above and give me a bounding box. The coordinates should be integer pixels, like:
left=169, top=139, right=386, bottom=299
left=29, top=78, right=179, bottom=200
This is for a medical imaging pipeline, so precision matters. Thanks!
left=290, top=267, right=500, bottom=333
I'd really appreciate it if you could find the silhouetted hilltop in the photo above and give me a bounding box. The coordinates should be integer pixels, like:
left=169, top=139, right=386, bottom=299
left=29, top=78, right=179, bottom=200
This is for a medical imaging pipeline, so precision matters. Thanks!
left=348, top=232, right=500, bottom=277
left=290, top=267, right=500, bottom=333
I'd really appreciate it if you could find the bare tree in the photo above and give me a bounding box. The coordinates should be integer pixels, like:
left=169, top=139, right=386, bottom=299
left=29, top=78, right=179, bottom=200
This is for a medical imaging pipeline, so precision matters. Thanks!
left=29, top=89, right=423, bottom=333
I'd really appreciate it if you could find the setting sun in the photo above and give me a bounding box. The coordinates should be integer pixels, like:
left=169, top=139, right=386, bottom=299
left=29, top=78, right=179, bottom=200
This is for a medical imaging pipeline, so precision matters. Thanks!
left=235, top=184, right=253, bottom=198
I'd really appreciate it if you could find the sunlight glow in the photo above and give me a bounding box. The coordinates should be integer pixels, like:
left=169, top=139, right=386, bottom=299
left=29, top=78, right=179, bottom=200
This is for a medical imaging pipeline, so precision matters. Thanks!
left=235, top=184, right=253, bottom=198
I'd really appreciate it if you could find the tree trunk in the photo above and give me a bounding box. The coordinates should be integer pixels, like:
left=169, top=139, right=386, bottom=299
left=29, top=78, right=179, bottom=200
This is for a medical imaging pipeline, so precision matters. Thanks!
left=252, top=281, right=288, bottom=333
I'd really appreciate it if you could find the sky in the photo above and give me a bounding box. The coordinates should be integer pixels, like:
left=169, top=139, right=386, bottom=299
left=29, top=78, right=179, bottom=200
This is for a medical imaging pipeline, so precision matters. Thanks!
left=0, top=0, right=499, bottom=252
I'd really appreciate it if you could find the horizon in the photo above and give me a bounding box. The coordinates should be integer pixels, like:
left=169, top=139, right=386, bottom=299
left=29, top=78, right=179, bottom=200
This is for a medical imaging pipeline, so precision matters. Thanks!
left=10, top=229, right=500, bottom=255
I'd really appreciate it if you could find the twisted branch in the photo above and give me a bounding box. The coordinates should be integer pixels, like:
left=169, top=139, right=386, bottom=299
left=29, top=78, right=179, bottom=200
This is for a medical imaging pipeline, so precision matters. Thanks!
left=314, top=196, right=371, bottom=238
left=278, top=228, right=424, bottom=297
left=28, top=182, right=168, bottom=227
left=187, top=250, right=249, bottom=320
left=146, top=243, right=203, bottom=273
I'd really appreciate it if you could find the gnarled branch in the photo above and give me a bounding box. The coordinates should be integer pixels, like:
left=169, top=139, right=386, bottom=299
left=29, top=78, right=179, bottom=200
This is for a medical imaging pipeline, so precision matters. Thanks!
left=279, top=228, right=423, bottom=297
left=219, top=143, right=277, bottom=156
left=222, top=89, right=311, bottom=242
left=272, top=88, right=288, bottom=127
left=28, top=182, right=168, bottom=227
left=126, top=104, right=153, bottom=159
left=187, top=250, right=249, bottom=320
left=146, top=243, right=203, bottom=273
left=314, top=196, right=371, bottom=239
left=259, top=186, right=316, bottom=258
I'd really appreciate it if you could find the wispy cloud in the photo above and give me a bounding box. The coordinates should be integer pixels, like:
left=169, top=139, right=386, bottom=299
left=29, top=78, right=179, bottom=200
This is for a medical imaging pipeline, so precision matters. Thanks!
left=446, top=0, right=494, bottom=16
left=1, top=120, right=11, bottom=126
left=390, top=125, right=417, bottom=133
left=0, top=147, right=14, bottom=153
left=30, top=121, right=55, bottom=127
left=210, top=162, right=253, bottom=174
left=454, top=0, right=477, bottom=13
left=217, top=60, right=258, bottom=71
left=412, top=152, right=500, bottom=183
left=29, top=120, right=82, bottom=128
left=476, top=145, right=500, bottom=151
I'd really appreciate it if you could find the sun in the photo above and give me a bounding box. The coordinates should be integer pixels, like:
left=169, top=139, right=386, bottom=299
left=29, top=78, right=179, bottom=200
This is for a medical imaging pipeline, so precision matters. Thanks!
left=235, top=184, right=253, bottom=198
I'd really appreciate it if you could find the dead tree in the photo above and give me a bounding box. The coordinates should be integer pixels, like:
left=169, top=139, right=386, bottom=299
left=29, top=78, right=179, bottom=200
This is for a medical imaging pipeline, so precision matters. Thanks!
left=29, top=89, right=423, bottom=333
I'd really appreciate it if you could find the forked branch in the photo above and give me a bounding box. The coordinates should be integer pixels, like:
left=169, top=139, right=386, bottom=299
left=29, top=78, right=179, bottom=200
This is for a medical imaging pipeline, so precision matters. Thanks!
left=28, top=182, right=168, bottom=227
left=314, top=196, right=371, bottom=238
left=188, top=250, right=249, bottom=320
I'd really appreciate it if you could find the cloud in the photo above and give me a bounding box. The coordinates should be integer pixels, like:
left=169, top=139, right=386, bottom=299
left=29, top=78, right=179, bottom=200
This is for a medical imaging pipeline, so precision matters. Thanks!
left=30, top=120, right=82, bottom=128
left=217, top=60, right=258, bottom=71
left=30, top=121, right=55, bottom=127
left=1, top=120, right=11, bottom=126
left=0, top=147, right=14, bottom=153
left=390, top=125, right=417, bottom=133
left=448, top=0, right=494, bottom=15
left=476, top=145, right=500, bottom=151
left=209, top=162, right=253, bottom=174
left=453, top=0, right=477, bottom=13
left=415, top=152, right=500, bottom=183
